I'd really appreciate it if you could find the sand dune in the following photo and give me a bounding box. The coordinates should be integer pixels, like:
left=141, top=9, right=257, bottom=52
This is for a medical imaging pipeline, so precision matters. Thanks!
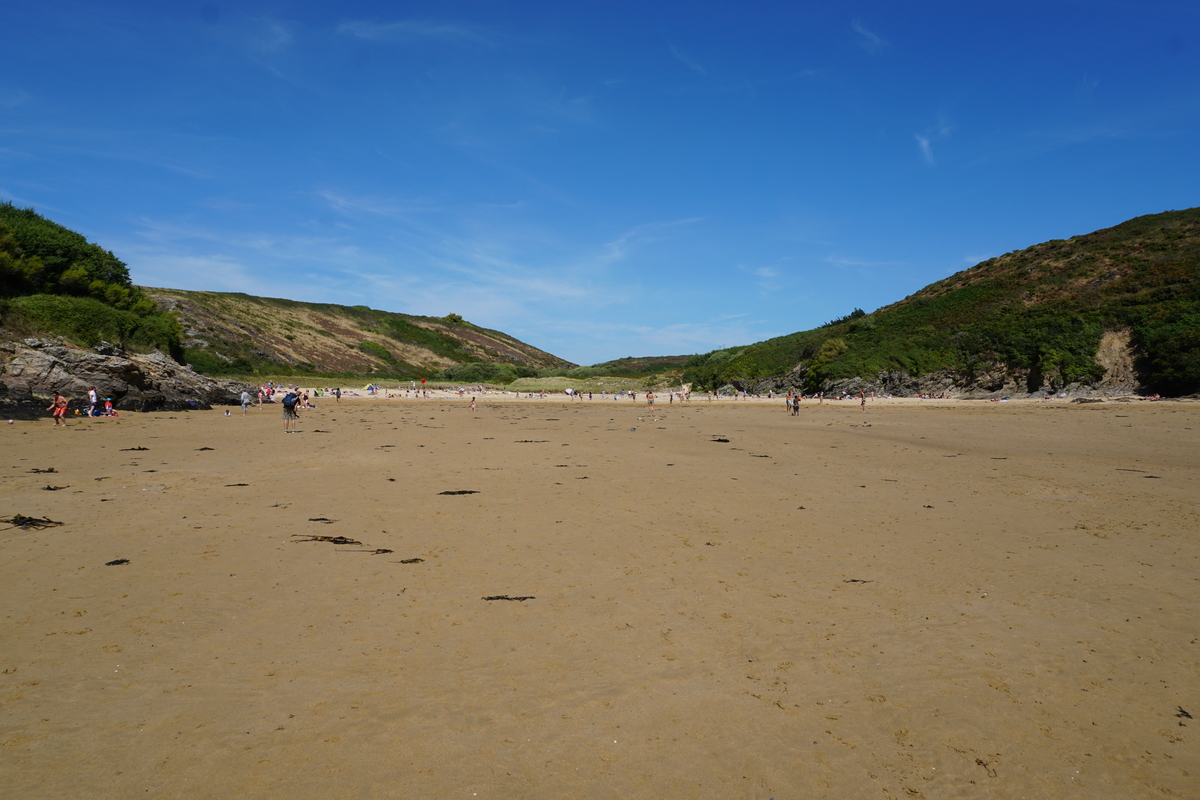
left=2, top=396, right=1197, bottom=798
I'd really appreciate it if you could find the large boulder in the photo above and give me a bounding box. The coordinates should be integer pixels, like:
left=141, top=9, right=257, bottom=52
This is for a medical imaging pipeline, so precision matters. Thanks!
left=0, top=337, right=253, bottom=417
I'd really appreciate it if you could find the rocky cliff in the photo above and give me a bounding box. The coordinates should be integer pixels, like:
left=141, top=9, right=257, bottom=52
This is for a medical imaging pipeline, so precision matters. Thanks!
left=0, top=336, right=250, bottom=418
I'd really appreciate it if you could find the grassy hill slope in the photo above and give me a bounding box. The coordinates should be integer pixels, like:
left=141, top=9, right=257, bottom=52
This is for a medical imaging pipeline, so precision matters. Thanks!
left=683, top=208, right=1200, bottom=396
left=148, top=288, right=573, bottom=380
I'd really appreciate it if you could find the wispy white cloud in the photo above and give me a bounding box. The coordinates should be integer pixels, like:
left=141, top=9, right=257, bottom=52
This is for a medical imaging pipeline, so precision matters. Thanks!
left=915, top=116, right=953, bottom=166
left=852, top=19, right=888, bottom=53
left=752, top=265, right=781, bottom=292
left=546, top=316, right=773, bottom=363
left=602, top=218, right=705, bottom=264
left=501, top=78, right=596, bottom=127
left=1076, top=73, right=1100, bottom=103
left=338, top=19, right=492, bottom=46
left=316, top=189, right=447, bottom=217
left=826, top=255, right=904, bottom=269
left=0, top=187, right=58, bottom=210
left=961, top=120, right=1130, bottom=171
left=1028, top=122, right=1127, bottom=146
left=253, top=19, right=294, bottom=53
left=669, top=43, right=707, bottom=76
left=0, top=125, right=217, bottom=179
left=313, top=189, right=627, bottom=309
left=915, top=134, right=934, bottom=165
left=0, top=88, right=29, bottom=109
left=130, top=252, right=267, bottom=295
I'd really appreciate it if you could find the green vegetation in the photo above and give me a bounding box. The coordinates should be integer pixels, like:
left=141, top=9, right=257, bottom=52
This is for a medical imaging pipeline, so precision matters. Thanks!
left=684, top=208, right=1200, bottom=395
left=437, top=356, right=690, bottom=390
left=502, top=355, right=694, bottom=390
left=353, top=340, right=427, bottom=380
left=583, top=354, right=693, bottom=376
left=436, top=362, right=538, bottom=385
left=0, top=204, right=182, bottom=357
left=376, top=316, right=473, bottom=362
left=357, top=340, right=393, bottom=361
left=507, top=376, right=640, bottom=393
left=5, top=295, right=181, bottom=352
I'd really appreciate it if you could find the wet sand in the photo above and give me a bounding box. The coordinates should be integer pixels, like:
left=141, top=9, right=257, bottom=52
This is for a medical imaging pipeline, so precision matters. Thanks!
left=2, top=397, right=1198, bottom=798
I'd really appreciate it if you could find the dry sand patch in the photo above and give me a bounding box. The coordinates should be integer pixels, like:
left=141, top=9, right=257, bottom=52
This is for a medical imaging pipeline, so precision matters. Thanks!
left=2, top=398, right=1197, bottom=798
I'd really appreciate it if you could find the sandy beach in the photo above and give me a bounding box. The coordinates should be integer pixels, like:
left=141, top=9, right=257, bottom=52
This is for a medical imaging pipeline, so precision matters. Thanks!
left=2, top=395, right=1197, bottom=798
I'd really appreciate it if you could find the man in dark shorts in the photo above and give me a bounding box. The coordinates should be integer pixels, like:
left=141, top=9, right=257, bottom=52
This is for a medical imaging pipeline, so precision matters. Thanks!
left=282, top=390, right=300, bottom=432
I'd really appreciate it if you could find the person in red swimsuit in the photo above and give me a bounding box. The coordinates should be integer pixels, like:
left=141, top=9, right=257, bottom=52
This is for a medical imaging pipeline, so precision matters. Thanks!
left=47, top=392, right=69, bottom=427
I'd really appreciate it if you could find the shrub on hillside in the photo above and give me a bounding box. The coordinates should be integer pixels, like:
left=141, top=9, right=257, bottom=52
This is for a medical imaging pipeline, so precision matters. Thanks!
left=4, top=294, right=182, bottom=356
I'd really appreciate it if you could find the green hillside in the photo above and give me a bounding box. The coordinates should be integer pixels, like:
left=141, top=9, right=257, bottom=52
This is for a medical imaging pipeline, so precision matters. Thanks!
left=683, top=208, right=1200, bottom=396
left=0, top=203, right=183, bottom=357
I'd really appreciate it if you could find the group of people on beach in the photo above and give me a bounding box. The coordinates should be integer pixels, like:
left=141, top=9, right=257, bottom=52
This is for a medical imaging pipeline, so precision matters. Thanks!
left=44, top=386, right=118, bottom=426
left=231, top=382, right=321, bottom=432
left=780, top=389, right=870, bottom=413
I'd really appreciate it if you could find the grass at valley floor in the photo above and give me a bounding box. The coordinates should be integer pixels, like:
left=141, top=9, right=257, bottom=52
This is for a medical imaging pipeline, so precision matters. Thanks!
left=505, top=376, right=655, bottom=394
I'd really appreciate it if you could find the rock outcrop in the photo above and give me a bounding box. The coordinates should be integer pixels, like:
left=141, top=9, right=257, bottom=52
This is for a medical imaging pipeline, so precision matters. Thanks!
left=0, top=336, right=251, bottom=418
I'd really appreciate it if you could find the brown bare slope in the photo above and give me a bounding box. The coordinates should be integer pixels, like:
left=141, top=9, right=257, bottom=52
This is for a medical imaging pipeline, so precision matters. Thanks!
left=147, top=288, right=573, bottom=379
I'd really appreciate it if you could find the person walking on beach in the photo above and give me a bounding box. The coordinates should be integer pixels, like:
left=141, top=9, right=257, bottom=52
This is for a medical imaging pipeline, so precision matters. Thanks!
left=646, top=391, right=655, bottom=410
left=469, top=396, right=477, bottom=413
left=859, top=388, right=867, bottom=412
left=335, top=388, right=341, bottom=403
left=47, top=392, right=69, bottom=427
left=87, top=386, right=98, bottom=417
left=282, top=389, right=300, bottom=432
left=240, top=390, right=251, bottom=416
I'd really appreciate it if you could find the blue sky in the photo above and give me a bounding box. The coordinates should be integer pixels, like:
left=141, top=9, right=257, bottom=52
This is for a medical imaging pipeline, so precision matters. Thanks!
left=2, top=1, right=1197, bottom=365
